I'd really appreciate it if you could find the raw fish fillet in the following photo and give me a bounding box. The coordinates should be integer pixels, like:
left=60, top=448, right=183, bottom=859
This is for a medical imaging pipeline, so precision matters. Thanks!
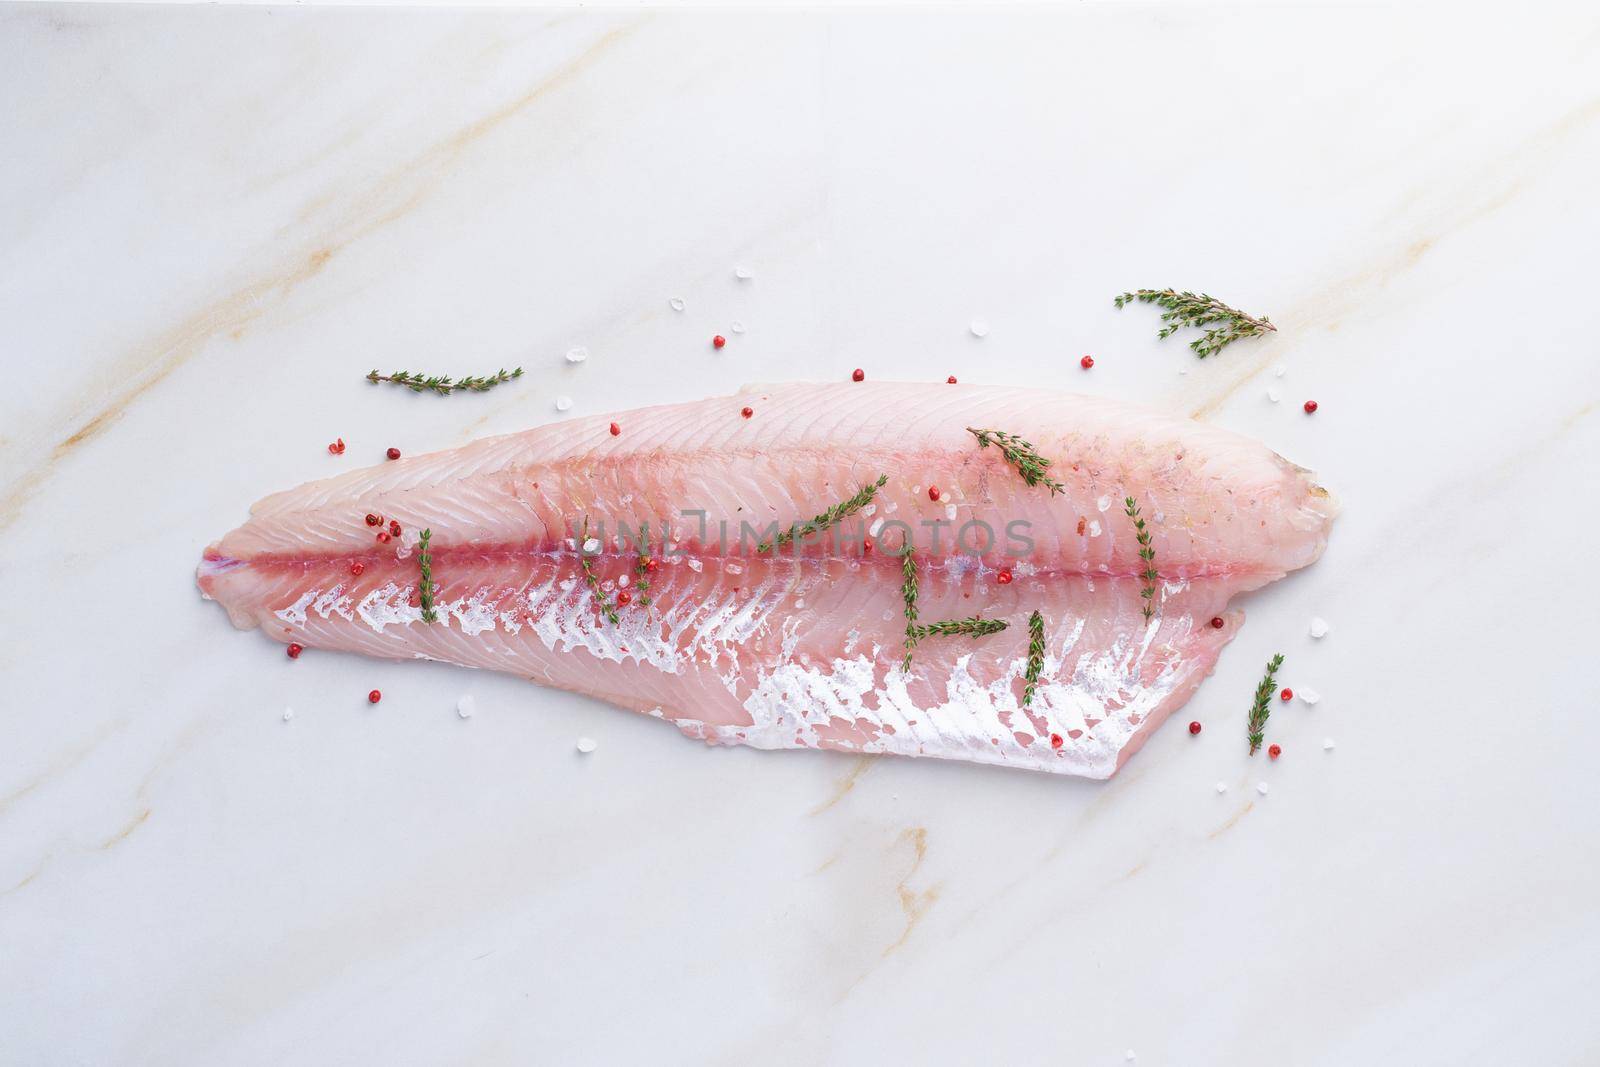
left=198, top=382, right=1336, bottom=778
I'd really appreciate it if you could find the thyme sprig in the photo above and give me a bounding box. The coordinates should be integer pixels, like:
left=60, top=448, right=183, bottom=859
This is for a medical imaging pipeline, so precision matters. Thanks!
left=417, top=528, right=438, bottom=623
left=631, top=529, right=653, bottom=608
left=1023, top=611, right=1045, bottom=706
left=1124, top=497, right=1157, bottom=622
left=1247, top=653, right=1286, bottom=755
left=759, top=474, right=889, bottom=553
left=967, top=428, right=1065, bottom=495
left=900, top=544, right=920, bottom=671
left=1114, top=289, right=1276, bottom=359
left=366, top=367, right=524, bottom=396
left=912, top=617, right=1009, bottom=640
left=578, top=519, right=619, bottom=625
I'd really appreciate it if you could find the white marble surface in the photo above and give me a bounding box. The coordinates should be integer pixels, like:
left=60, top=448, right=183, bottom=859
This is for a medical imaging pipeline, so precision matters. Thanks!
left=3, top=6, right=1599, bottom=1064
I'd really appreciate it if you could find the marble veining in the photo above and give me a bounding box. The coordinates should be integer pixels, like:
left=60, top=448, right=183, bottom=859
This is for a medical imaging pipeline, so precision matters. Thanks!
left=1, top=6, right=1598, bottom=1065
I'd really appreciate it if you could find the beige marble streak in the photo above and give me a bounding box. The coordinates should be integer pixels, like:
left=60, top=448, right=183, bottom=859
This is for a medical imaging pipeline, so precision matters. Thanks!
left=0, top=22, right=638, bottom=535
left=1188, top=94, right=1600, bottom=423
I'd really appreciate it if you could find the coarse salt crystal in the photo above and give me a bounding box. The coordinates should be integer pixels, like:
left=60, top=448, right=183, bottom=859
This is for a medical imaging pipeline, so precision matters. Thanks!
left=1309, top=616, right=1330, bottom=638
left=1299, top=687, right=1321, bottom=705
left=555, top=395, right=573, bottom=412
left=730, top=320, right=746, bottom=334
left=1097, top=495, right=1112, bottom=512
left=1275, top=364, right=1287, bottom=377
left=1323, top=738, right=1336, bottom=750
left=734, top=264, right=752, bottom=280
left=1215, top=781, right=1228, bottom=794
left=1267, top=387, right=1281, bottom=403
left=282, top=707, right=295, bottom=722
left=582, top=538, right=600, bottom=554
left=576, top=736, right=597, bottom=754
left=565, top=346, right=589, bottom=364
left=1087, top=519, right=1102, bottom=537
left=969, top=319, right=990, bottom=338
left=456, top=695, right=475, bottom=719
left=1257, top=782, right=1270, bottom=796
left=687, top=558, right=703, bottom=572
left=668, top=297, right=685, bottom=312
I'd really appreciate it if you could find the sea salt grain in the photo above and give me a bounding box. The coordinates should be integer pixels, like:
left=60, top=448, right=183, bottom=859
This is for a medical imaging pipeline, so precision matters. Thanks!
left=282, top=707, right=295, bottom=722
left=730, top=320, right=746, bottom=334
left=1275, top=364, right=1287, bottom=377
left=555, top=395, right=573, bottom=412
left=734, top=264, right=752, bottom=280
left=576, top=737, right=597, bottom=754
left=1257, top=782, right=1270, bottom=796
left=582, top=537, right=601, bottom=554
left=457, top=695, right=475, bottom=719
left=668, top=297, right=685, bottom=312
left=1267, top=387, right=1281, bottom=403
left=1215, top=781, right=1228, bottom=794
left=1299, top=688, right=1322, bottom=705
left=1309, top=616, right=1330, bottom=638
left=565, top=346, right=589, bottom=364
left=1323, top=738, right=1336, bottom=750
left=969, top=319, right=990, bottom=338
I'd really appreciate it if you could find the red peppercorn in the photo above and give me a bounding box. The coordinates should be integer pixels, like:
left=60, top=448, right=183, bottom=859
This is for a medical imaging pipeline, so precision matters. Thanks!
left=644, top=557, right=659, bottom=574
left=386, top=447, right=401, bottom=460
left=1280, top=688, right=1293, bottom=702
left=1304, top=400, right=1318, bottom=414
left=1268, top=744, right=1282, bottom=759
left=368, top=689, right=381, bottom=704
left=1080, top=355, right=1094, bottom=370
left=389, top=520, right=401, bottom=537
left=1210, top=616, right=1224, bottom=629
left=617, top=590, right=632, bottom=606
left=713, top=335, right=726, bottom=349
left=862, top=536, right=874, bottom=554
left=996, top=568, right=1013, bottom=585
left=350, top=561, right=365, bottom=576
left=365, top=513, right=381, bottom=527
left=376, top=531, right=391, bottom=544
left=947, top=375, right=958, bottom=384
left=1050, top=733, right=1064, bottom=750
left=1188, top=720, right=1202, bottom=735
left=851, top=368, right=864, bottom=382
left=286, top=642, right=303, bottom=659
left=327, top=438, right=345, bottom=455
left=928, top=486, right=941, bottom=501
left=609, top=422, right=621, bottom=436
left=741, top=406, right=753, bottom=419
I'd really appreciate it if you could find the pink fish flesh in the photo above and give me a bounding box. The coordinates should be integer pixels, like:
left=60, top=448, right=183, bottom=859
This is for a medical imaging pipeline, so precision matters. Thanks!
left=198, top=382, right=1336, bottom=778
